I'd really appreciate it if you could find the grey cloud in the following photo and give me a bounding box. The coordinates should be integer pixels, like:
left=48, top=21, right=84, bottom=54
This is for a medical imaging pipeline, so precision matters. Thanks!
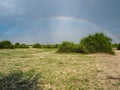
left=0, top=0, right=120, bottom=43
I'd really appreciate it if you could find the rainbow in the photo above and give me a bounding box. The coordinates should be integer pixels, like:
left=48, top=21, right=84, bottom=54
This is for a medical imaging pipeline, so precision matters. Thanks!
left=1, top=16, right=120, bottom=43
left=49, top=16, right=120, bottom=42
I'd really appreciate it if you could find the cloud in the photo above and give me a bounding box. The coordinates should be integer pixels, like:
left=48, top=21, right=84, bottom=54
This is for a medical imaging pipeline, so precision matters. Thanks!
left=0, top=0, right=120, bottom=43
left=0, top=0, right=19, bottom=16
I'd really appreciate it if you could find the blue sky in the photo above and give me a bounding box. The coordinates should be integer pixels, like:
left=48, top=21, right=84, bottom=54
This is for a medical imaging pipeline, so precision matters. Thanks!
left=0, top=0, right=120, bottom=44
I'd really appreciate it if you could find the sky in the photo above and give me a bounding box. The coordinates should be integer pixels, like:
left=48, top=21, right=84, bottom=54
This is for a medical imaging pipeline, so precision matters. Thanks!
left=0, top=0, right=120, bottom=44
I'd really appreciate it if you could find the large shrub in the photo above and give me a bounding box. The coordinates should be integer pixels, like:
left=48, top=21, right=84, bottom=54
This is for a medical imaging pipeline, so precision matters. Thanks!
left=80, top=33, right=114, bottom=54
left=57, top=41, right=75, bottom=53
left=0, top=40, right=14, bottom=49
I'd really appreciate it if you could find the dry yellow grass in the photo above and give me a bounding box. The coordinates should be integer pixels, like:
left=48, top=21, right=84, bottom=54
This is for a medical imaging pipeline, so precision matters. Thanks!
left=0, top=49, right=120, bottom=90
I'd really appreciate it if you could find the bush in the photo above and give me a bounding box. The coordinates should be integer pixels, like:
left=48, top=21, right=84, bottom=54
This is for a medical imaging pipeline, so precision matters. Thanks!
left=32, top=43, right=42, bottom=48
left=80, top=33, right=114, bottom=54
left=0, top=40, right=14, bottom=49
left=57, top=41, right=75, bottom=53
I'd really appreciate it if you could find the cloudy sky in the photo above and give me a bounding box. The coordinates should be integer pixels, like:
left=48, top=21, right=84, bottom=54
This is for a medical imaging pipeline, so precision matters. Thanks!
left=0, top=0, right=120, bottom=44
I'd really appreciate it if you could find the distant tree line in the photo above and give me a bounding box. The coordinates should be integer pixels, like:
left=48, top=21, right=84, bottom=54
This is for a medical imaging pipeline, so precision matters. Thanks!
left=0, top=41, right=29, bottom=49
left=0, top=41, right=60, bottom=49
left=32, top=43, right=59, bottom=48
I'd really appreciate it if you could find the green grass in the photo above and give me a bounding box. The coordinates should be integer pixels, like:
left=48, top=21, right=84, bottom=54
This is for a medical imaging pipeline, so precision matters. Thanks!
left=0, top=48, right=120, bottom=90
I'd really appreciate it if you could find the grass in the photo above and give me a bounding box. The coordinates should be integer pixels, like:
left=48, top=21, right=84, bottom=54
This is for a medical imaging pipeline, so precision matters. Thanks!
left=0, top=48, right=120, bottom=90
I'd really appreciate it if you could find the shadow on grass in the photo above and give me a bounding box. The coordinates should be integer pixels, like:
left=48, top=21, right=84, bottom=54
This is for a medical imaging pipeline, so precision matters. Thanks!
left=0, top=70, right=42, bottom=90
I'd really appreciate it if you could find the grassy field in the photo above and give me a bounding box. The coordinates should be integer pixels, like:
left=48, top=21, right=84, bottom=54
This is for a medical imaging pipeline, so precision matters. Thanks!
left=0, top=48, right=120, bottom=90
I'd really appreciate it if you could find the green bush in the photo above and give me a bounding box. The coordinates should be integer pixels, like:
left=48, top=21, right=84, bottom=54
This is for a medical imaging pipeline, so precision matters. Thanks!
left=32, top=43, right=42, bottom=48
left=57, top=41, right=75, bottom=53
left=0, top=40, right=14, bottom=49
left=80, top=33, right=114, bottom=54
